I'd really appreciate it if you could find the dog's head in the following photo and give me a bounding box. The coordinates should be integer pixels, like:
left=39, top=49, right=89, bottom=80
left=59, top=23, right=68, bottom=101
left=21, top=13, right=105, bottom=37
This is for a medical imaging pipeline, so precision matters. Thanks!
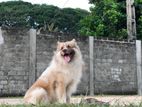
left=55, top=39, right=81, bottom=64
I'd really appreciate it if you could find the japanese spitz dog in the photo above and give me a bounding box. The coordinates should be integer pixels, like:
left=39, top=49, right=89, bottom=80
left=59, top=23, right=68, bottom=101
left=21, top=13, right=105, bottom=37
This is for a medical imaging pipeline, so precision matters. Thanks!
left=24, top=39, right=84, bottom=104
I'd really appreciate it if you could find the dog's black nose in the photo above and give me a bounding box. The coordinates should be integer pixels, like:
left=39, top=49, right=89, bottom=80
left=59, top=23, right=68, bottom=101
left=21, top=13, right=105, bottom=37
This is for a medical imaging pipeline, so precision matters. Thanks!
left=63, top=49, right=67, bottom=53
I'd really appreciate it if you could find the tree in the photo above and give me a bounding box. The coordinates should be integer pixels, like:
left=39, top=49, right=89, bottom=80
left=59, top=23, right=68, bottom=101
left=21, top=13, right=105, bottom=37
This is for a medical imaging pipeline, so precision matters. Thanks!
left=135, top=0, right=142, bottom=39
left=80, top=0, right=142, bottom=40
left=52, top=8, right=88, bottom=33
left=79, top=0, right=127, bottom=39
left=0, top=1, right=89, bottom=33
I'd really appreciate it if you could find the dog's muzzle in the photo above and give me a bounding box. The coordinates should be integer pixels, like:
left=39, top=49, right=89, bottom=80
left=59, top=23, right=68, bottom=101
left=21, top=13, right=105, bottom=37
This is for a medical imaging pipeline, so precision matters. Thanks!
left=61, top=49, right=75, bottom=63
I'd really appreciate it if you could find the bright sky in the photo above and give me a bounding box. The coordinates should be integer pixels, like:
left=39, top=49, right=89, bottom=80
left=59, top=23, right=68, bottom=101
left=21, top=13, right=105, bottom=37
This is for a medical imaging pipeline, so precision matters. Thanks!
left=0, top=0, right=91, bottom=11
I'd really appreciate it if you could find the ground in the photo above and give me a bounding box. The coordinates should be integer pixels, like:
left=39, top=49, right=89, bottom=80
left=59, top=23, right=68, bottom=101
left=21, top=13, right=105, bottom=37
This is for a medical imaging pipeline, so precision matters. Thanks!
left=0, top=96, right=142, bottom=106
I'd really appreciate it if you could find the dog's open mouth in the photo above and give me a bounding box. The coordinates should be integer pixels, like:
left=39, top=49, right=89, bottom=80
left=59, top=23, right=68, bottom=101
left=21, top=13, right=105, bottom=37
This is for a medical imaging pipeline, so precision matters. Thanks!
left=62, top=49, right=75, bottom=63
left=64, top=54, right=72, bottom=63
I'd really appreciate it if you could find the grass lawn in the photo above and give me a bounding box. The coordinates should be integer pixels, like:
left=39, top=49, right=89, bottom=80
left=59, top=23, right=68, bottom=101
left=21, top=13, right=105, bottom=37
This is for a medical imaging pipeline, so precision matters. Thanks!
left=0, top=96, right=142, bottom=107
left=0, top=103, right=142, bottom=107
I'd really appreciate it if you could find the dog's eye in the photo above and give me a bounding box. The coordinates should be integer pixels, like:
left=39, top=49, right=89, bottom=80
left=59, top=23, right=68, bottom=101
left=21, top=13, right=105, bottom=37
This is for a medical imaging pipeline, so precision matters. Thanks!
left=60, top=46, right=63, bottom=50
left=67, top=45, right=71, bottom=48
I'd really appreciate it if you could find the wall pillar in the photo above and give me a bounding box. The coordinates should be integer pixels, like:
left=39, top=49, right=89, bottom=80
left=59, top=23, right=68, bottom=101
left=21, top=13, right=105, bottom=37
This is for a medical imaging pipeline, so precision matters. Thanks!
left=136, top=40, right=142, bottom=95
left=29, top=29, right=36, bottom=87
left=89, top=36, right=94, bottom=96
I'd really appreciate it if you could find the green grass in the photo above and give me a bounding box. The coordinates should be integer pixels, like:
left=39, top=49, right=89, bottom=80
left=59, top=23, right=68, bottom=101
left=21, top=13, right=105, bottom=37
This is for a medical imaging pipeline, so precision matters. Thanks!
left=0, top=104, right=107, bottom=107
left=0, top=103, right=142, bottom=107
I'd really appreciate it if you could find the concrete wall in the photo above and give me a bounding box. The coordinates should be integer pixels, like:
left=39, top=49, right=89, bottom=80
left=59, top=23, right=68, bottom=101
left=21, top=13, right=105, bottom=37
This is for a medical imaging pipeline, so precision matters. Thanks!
left=0, top=29, right=29, bottom=96
left=93, top=40, right=137, bottom=94
left=0, top=29, right=138, bottom=96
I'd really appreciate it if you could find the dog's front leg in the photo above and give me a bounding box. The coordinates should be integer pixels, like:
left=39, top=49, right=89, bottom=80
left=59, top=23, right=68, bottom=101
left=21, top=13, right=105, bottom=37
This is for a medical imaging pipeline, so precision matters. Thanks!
left=66, top=93, right=71, bottom=103
left=59, top=93, right=66, bottom=103
left=66, top=82, right=77, bottom=103
left=55, top=82, right=66, bottom=103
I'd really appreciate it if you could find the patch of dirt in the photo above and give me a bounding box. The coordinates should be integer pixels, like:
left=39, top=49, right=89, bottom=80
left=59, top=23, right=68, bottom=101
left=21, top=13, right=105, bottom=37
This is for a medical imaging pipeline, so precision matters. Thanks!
left=0, top=98, right=23, bottom=105
left=0, top=96, right=142, bottom=105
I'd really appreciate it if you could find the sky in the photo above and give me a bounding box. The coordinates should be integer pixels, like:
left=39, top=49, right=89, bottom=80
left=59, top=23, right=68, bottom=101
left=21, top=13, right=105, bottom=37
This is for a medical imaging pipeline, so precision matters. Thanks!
left=0, top=0, right=92, bottom=11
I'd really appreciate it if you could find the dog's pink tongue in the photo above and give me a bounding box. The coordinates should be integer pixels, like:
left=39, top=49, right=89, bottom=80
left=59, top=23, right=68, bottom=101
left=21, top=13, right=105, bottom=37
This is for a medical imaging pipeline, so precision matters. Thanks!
left=64, top=56, right=71, bottom=63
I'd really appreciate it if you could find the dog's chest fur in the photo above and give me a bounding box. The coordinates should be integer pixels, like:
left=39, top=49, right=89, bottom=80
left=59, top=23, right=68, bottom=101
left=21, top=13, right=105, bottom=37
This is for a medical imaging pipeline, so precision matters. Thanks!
left=40, top=61, right=82, bottom=87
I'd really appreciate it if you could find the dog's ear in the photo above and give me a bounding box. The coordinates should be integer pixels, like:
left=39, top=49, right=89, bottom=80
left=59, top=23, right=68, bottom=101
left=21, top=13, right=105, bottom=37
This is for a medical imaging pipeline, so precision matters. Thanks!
left=57, top=41, right=60, bottom=45
left=72, top=39, right=78, bottom=46
left=72, top=39, right=76, bottom=43
left=56, top=41, right=61, bottom=50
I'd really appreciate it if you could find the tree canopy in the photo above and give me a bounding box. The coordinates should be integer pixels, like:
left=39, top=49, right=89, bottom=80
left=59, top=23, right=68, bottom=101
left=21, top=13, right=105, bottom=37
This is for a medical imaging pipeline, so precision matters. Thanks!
left=79, top=0, right=142, bottom=40
left=0, top=1, right=89, bottom=33
left=1, top=0, right=142, bottom=39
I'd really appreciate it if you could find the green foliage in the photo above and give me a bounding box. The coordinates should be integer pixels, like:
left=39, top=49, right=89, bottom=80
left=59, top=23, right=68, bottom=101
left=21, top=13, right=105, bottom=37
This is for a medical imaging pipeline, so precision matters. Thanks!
left=137, top=16, right=142, bottom=39
left=47, top=23, right=58, bottom=32
left=135, top=0, right=142, bottom=40
left=0, top=1, right=88, bottom=33
left=79, top=0, right=127, bottom=39
left=0, top=1, right=32, bottom=27
left=52, top=8, right=89, bottom=33
left=80, top=0, right=142, bottom=40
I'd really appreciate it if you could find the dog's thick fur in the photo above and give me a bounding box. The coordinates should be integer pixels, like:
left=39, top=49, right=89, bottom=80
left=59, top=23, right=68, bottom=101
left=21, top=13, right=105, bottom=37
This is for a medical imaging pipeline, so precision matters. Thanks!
left=24, top=39, right=84, bottom=104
